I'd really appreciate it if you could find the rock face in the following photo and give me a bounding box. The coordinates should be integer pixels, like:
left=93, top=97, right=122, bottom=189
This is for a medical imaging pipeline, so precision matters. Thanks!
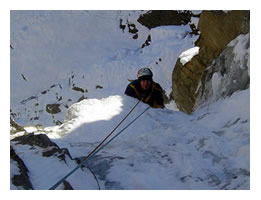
left=199, top=33, right=250, bottom=107
left=10, top=133, right=74, bottom=189
left=137, top=10, right=195, bottom=29
left=171, top=10, right=250, bottom=114
left=11, top=146, right=33, bottom=189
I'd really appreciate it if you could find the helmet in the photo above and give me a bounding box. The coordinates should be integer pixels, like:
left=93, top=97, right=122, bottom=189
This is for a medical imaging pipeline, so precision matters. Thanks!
left=137, top=67, right=153, bottom=80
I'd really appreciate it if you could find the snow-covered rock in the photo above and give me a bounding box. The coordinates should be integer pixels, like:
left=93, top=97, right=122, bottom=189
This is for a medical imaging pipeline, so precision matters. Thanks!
left=198, top=33, right=250, bottom=107
left=11, top=133, right=99, bottom=190
left=179, top=46, right=199, bottom=65
left=171, top=10, right=250, bottom=114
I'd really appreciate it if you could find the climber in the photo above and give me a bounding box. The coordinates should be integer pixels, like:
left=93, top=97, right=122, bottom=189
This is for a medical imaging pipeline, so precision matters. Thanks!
left=124, top=67, right=165, bottom=108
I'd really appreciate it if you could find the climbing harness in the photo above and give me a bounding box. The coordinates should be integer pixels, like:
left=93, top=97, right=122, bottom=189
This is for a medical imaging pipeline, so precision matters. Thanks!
left=49, top=99, right=149, bottom=190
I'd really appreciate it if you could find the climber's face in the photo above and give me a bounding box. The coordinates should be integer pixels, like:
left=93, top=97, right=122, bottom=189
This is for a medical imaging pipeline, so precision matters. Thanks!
left=140, top=80, right=152, bottom=91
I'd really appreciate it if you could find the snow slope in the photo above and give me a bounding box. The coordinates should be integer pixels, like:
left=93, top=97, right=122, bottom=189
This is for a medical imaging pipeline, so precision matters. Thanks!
left=41, top=90, right=249, bottom=190
left=11, top=89, right=250, bottom=190
left=11, top=10, right=198, bottom=126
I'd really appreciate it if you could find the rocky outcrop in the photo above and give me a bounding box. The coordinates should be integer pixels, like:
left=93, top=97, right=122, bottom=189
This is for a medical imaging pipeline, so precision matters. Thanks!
left=171, top=10, right=250, bottom=114
left=11, top=146, right=33, bottom=189
left=46, top=103, right=61, bottom=114
left=199, top=33, right=250, bottom=107
left=11, top=133, right=73, bottom=161
left=137, top=10, right=197, bottom=29
left=10, top=133, right=77, bottom=190
left=10, top=118, right=25, bottom=134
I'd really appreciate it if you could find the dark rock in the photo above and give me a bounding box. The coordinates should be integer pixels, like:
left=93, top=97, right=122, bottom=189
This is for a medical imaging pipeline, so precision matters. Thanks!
left=141, top=35, right=151, bottom=48
left=63, top=180, right=73, bottom=190
left=119, top=19, right=126, bottom=31
left=132, top=34, right=138, bottom=39
left=77, top=95, right=87, bottom=102
left=50, top=84, right=57, bottom=89
left=128, top=23, right=138, bottom=34
left=137, top=10, right=193, bottom=29
left=72, top=86, right=85, bottom=93
left=96, top=85, right=103, bottom=89
left=20, top=96, right=37, bottom=104
left=12, top=133, right=73, bottom=161
left=10, top=119, right=25, bottom=134
left=12, top=133, right=58, bottom=149
left=10, top=146, right=33, bottom=189
left=30, top=116, right=39, bottom=121
left=55, top=119, right=63, bottom=125
left=46, top=103, right=61, bottom=114
left=21, top=74, right=27, bottom=81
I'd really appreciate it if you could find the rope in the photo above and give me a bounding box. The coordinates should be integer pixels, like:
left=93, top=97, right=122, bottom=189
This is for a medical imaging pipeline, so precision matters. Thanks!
left=93, top=106, right=150, bottom=154
left=49, top=99, right=146, bottom=190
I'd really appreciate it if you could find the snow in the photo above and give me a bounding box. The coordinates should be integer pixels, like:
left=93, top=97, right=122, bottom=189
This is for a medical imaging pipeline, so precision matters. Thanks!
left=212, top=72, right=222, bottom=96
left=228, top=33, right=250, bottom=76
left=190, top=16, right=200, bottom=28
left=10, top=10, right=250, bottom=191
left=65, top=96, right=123, bottom=123
left=150, top=25, right=191, bottom=42
left=10, top=10, right=199, bottom=126
left=179, top=46, right=200, bottom=65
left=10, top=10, right=144, bottom=106
left=10, top=142, right=99, bottom=190
left=41, top=89, right=249, bottom=190
left=46, top=95, right=124, bottom=139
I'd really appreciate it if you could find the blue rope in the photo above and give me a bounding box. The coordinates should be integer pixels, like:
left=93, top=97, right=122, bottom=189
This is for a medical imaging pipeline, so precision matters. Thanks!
left=49, top=105, right=149, bottom=190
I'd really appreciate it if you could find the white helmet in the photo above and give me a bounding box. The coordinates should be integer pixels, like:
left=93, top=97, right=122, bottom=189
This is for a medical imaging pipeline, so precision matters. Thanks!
left=137, top=67, right=153, bottom=80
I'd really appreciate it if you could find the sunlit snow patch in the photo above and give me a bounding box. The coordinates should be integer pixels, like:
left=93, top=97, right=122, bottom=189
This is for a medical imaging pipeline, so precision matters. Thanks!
left=46, top=95, right=123, bottom=139
left=65, top=95, right=123, bottom=122
left=179, top=46, right=200, bottom=65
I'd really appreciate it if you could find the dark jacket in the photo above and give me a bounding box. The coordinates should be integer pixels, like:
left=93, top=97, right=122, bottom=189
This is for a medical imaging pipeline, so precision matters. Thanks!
left=124, top=79, right=164, bottom=108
